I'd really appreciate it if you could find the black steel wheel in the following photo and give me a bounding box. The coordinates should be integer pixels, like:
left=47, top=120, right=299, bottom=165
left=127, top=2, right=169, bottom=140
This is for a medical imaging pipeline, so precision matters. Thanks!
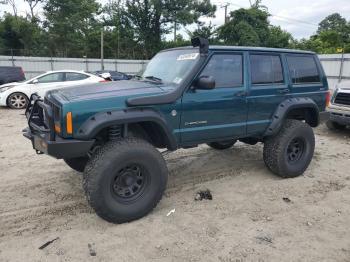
left=263, top=120, right=315, bottom=178
left=111, top=164, right=149, bottom=201
left=286, top=137, right=305, bottom=163
left=83, top=138, right=168, bottom=223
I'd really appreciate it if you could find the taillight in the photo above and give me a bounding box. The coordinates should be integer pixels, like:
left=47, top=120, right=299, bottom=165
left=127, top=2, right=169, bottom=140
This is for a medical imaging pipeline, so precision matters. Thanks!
left=326, top=90, right=331, bottom=107
left=99, top=79, right=110, bottom=83
left=20, top=67, right=25, bottom=77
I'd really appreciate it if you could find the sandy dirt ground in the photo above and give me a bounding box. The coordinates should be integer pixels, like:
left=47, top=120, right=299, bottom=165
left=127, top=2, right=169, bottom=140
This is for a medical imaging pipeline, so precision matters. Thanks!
left=0, top=107, right=349, bottom=262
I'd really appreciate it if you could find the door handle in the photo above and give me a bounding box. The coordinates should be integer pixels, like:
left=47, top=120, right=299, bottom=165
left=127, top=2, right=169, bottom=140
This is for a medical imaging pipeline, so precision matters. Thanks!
left=278, top=88, right=290, bottom=94
left=235, top=91, right=247, bottom=97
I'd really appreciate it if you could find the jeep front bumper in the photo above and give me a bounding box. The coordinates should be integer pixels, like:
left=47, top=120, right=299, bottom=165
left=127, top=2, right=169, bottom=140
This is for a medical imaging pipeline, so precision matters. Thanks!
left=23, top=94, right=94, bottom=159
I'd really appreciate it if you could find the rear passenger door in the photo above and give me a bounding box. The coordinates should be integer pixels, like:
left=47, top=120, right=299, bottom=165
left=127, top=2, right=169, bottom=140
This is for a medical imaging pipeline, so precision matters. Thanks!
left=247, top=53, right=289, bottom=135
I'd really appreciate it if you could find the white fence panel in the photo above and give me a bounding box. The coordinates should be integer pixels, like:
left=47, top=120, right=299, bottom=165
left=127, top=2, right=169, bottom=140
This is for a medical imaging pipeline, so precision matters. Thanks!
left=0, top=54, right=349, bottom=88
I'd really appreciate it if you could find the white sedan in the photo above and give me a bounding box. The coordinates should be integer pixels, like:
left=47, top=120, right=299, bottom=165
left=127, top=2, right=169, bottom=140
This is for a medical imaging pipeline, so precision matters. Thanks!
left=0, top=70, right=105, bottom=109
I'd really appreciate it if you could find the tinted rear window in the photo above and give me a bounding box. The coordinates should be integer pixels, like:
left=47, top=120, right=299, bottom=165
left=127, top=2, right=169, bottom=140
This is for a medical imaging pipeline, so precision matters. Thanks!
left=250, top=55, right=284, bottom=85
left=286, top=55, right=320, bottom=84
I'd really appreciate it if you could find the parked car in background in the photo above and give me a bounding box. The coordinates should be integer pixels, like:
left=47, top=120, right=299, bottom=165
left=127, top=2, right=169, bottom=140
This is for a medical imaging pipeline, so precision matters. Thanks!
left=0, top=66, right=26, bottom=85
left=0, top=70, right=105, bottom=109
left=94, top=70, right=131, bottom=81
left=327, top=81, right=350, bottom=130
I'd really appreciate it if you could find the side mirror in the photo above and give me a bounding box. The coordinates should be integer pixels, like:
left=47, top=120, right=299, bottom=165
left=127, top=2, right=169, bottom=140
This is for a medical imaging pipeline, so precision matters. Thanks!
left=194, top=76, right=215, bottom=90
left=32, top=79, right=39, bottom=84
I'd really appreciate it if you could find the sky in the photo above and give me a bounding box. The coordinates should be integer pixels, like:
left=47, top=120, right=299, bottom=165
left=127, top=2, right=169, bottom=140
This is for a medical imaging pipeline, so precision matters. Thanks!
left=1, top=0, right=350, bottom=40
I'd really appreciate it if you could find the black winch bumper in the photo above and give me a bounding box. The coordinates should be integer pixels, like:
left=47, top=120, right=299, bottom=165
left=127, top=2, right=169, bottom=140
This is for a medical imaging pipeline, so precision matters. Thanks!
left=23, top=94, right=94, bottom=159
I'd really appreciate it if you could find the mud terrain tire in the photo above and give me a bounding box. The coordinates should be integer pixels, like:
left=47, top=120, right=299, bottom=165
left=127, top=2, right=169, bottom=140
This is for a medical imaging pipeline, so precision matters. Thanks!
left=263, top=120, right=315, bottom=178
left=83, top=138, right=168, bottom=223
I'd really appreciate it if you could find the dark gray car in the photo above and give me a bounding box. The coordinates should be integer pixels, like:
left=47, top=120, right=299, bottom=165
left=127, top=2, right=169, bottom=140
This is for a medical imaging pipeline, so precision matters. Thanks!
left=0, top=66, right=26, bottom=85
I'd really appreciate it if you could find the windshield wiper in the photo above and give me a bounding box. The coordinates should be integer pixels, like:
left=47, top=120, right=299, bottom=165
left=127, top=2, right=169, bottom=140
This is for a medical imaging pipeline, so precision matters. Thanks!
left=144, top=76, right=163, bottom=83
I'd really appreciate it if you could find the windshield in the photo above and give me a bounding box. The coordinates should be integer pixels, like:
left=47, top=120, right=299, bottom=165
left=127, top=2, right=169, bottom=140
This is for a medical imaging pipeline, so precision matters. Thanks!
left=142, top=49, right=200, bottom=85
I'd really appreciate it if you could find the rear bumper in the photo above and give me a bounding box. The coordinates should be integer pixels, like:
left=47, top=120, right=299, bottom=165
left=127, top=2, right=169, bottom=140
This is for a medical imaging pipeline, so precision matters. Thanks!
left=23, top=94, right=94, bottom=159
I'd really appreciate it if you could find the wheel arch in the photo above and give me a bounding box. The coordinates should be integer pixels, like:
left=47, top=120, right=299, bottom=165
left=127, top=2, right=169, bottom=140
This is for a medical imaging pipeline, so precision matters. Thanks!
left=75, top=109, right=178, bottom=150
left=264, top=98, right=320, bottom=137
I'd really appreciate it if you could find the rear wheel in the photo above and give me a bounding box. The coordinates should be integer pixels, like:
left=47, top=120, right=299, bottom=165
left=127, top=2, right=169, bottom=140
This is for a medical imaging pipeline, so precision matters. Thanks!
left=207, top=140, right=236, bottom=150
left=64, top=157, right=89, bottom=173
left=7, top=92, right=28, bottom=109
left=326, top=120, right=346, bottom=130
left=83, top=138, right=168, bottom=223
left=263, top=120, right=315, bottom=178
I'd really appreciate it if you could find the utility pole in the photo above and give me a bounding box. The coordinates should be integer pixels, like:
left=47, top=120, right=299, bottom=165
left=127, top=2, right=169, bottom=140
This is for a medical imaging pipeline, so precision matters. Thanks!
left=101, top=28, right=104, bottom=71
left=221, top=3, right=230, bottom=24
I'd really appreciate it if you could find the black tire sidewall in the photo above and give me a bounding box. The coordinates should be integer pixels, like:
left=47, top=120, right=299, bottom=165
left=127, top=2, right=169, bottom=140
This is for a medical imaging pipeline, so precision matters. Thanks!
left=279, top=126, right=315, bottom=176
left=208, top=140, right=236, bottom=150
left=85, top=139, right=168, bottom=223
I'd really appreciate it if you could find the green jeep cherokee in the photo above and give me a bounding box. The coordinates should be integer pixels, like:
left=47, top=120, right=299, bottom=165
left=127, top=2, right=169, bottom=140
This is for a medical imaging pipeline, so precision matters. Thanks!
left=24, top=38, right=330, bottom=223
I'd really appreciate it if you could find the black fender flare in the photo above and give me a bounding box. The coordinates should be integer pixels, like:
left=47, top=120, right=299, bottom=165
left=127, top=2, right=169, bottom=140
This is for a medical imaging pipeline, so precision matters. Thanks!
left=75, top=109, right=178, bottom=150
left=264, top=97, right=319, bottom=137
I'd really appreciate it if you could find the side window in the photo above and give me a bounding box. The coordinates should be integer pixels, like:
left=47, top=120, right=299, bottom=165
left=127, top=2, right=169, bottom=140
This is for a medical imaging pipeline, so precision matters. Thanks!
left=37, top=73, right=65, bottom=83
left=286, top=55, right=320, bottom=84
left=200, top=54, right=243, bottom=88
left=66, top=72, right=89, bottom=81
left=250, top=54, right=284, bottom=85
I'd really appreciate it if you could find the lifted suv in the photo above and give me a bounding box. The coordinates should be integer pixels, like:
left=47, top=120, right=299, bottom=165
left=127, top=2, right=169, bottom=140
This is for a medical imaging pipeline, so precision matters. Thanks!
left=24, top=38, right=330, bottom=223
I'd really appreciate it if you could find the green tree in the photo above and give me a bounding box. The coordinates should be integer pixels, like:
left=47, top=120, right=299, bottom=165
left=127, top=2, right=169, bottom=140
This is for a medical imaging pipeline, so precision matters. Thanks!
left=0, top=14, right=44, bottom=55
left=123, top=0, right=216, bottom=58
left=266, top=25, right=292, bottom=48
left=217, top=7, right=269, bottom=46
left=43, top=0, right=101, bottom=57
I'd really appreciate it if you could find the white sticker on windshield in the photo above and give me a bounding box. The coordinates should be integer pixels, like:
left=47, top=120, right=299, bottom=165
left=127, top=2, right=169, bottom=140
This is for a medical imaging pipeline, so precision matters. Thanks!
left=177, top=53, right=199, bottom=61
left=173, top=77, right=182, bottom=84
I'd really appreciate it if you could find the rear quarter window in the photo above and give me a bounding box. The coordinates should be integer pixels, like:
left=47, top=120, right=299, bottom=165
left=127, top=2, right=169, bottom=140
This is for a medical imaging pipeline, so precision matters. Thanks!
left=286, top=55, right=320, bottom=84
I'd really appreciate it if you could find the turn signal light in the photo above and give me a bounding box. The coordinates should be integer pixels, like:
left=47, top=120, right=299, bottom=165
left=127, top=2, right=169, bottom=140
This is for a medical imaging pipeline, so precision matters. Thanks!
left=66, top=112, right=73, bottom=134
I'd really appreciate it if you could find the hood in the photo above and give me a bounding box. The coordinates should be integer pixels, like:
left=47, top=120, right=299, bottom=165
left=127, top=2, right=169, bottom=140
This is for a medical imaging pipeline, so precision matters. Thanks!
left=49, top=80, right=173, bottom=103
left=0, top=82, right=22, bottom=89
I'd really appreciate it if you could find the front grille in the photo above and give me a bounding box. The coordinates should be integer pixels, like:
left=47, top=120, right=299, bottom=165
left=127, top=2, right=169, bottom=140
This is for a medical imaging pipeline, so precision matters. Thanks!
left=44, top=97, right=61, bottom=120
left=334, top=92, right=350, bottom=106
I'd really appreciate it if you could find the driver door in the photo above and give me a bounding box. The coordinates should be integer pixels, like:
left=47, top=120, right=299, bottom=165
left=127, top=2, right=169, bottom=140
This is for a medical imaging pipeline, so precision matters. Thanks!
left=32, top=72, right=65, bottom=97
left=180, top=52, right=248, bottom=145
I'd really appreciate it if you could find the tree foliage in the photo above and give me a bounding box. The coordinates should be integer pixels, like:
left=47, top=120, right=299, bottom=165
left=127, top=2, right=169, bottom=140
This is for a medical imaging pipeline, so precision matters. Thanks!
left=0, top=1, right=349, bottom=58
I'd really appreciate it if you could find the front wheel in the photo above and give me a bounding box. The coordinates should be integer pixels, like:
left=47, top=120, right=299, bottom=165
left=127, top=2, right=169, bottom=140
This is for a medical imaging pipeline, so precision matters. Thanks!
left=263, top=120, right=315, bottom=178
left=207, top=140, right=236, bottom=150
left=7, top=92, right=28, bottom=109
left=83, top=138, right=168, bottom=223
